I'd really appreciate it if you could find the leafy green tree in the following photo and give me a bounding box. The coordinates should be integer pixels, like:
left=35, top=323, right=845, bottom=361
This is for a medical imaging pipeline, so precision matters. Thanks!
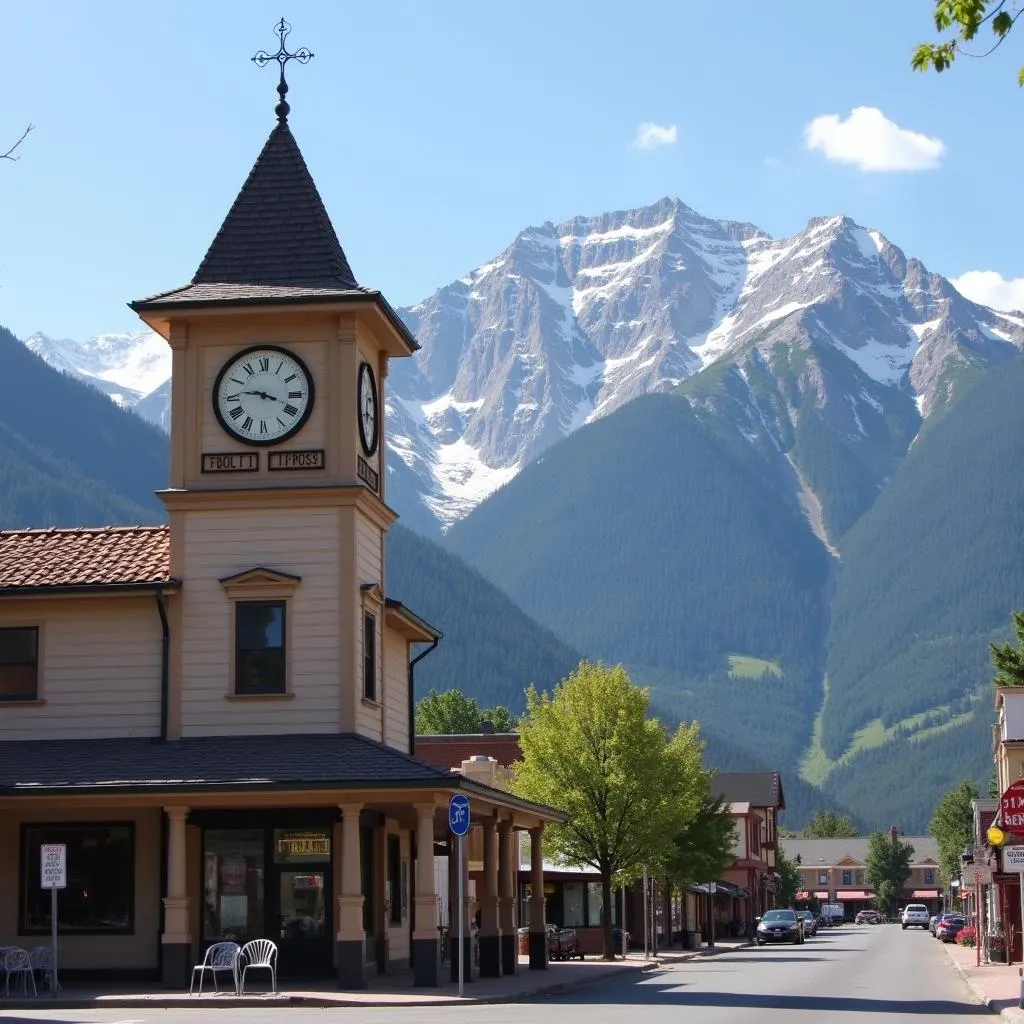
left=913, top=1, right=1024, bottom=85
left=664, top=791, right=736, bottom=889
left=803, top=808, right=858, bottom=838
left=865, top=830, right=915, bottom=918
left=775, top=850, right=802, bottom=908
left=512, top=661, right=708, bottom=959
left=991, top=611, right=1024, bottom=687
left=929, top=779, right=980, bottom=883
left=414, top=688, right=515, bottom=735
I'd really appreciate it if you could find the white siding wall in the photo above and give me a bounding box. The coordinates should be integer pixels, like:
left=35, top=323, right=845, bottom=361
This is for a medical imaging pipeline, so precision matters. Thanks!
left=1004, top=691, right=1024, bottom=741
left=0, top=598, right=162, bottom=741
left=180, top=509, right=342, bottom=735
left=383, top=630, right=409, bottom=753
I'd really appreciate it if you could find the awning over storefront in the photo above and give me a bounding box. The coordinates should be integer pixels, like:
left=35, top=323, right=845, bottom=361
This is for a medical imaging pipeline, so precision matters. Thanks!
left=688, top=880, right=748, bottom=898
left=813, top=891, right=829, bottom=899
left=911, top=889, right=940, bottom=898
left=796, top=891, right=809, bottom=900
left=837, top=890, right=871, bottom=899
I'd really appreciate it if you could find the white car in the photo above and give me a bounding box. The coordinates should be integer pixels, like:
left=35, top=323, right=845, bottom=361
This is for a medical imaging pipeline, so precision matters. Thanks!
left=902, top=903, right=931, bottom=929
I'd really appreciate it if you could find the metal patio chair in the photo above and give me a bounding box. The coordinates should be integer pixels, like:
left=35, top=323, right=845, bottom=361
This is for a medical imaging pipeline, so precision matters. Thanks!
left=239, top=938, right=277, bottom=995
left=4, top=947, right=37, bottom=997
left=189, top=941, right=241, bottom=996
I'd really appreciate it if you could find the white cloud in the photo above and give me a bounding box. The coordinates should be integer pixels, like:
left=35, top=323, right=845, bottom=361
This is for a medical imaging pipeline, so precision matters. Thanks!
left=803, top=106, right=945, bottom=172
left=632, top=122, right=678, bottom=150
left=951, top=270, right=1024, bottom=312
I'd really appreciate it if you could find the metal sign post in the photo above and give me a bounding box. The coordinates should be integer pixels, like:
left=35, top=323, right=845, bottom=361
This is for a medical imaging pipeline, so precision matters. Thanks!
left=448, top=794, right=470, bottom=998
left=40, top=843, right=66, bottom=996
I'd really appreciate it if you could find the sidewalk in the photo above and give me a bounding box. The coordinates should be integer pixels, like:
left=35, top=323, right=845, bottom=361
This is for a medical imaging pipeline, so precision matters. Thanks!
left=944, top=938, right=1024, bottom=1020
left=0, top=940, right=750, bottom=1010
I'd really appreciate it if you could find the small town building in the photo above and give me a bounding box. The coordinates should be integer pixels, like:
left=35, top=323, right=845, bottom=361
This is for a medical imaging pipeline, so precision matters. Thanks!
left=782, top=830, right=942, bottom=920
left=0, top=73, right=564, bottom=989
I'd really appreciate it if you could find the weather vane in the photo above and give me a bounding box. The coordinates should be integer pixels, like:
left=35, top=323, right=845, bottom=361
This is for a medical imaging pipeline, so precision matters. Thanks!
left=251, top=18, right=314, bottom=122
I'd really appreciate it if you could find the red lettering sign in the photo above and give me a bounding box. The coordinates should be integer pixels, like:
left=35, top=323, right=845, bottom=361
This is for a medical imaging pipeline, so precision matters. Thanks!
left=1000, top=780, right=1024, bottom=835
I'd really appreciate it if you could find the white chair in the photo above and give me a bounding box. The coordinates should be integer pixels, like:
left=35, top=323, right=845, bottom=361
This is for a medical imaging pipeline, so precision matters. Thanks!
left=4, top=947, right=37, bottom=997
left=189, top=941, right=240, bottom=996
left=29, top=946, right=55, bottom=991
left=239, top=938, right=277, bottom=994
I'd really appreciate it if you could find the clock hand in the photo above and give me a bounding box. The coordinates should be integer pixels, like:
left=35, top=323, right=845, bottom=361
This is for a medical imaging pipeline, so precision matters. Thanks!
left=242, top=390, right=281, bottom=401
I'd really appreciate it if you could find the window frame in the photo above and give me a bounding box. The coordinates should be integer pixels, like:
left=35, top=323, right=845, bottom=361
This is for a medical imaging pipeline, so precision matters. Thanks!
left=19, top=821, right=135, bottom=935
left=0, top=625, right=40, bottom=703
left=234, top=599, right=288, bottom=697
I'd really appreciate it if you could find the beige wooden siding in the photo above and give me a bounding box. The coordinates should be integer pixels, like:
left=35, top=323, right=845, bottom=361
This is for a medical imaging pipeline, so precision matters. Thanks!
left=198, top=339, right=328, bottom=469
left=0, top=597, right=162, bottom=741
left=0, top=806, right=160, bottom=970
left=355, top=513, right=381, bottom=585
left=180, top=509, right=343, bottom=735
left=383, top=630, right=409, bottom=753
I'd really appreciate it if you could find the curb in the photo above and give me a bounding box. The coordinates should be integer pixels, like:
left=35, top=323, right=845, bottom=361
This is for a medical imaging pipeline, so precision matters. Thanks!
left=943, top=945, right=1024, bottom=1021
left=0, top=944, right=750, bottom=1011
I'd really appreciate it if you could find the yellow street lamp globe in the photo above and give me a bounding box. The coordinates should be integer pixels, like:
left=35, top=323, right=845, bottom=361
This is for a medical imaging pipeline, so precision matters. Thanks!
left=988, top=826, right=1006, bottom=847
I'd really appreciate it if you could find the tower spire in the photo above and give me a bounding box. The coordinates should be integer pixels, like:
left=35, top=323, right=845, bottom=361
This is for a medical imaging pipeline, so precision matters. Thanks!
left=251, top=18, right=314, bottom=122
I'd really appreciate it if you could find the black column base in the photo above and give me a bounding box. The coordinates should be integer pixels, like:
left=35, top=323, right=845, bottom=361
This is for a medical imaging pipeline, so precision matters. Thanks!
left=337, top=939, right=367, bottom=989
left=412, top=938, right=440, bottom=987
left=162, top=942, right=191, bottom=989
left=449, top=935, right=475, bottom=983
left=529, top=930, right=548, bottom=969
left=501, top=932, right=518, bottom=975
left=478, top=933, right=501, bottom=977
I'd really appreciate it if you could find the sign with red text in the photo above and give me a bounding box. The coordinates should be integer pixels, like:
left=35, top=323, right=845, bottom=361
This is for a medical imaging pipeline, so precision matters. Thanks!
left=1000, top=780, right=1024, bottom=835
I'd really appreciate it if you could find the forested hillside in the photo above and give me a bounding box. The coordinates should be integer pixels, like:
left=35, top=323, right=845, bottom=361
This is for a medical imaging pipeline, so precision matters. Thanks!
left=446, top=392, right=832, bottom=770
left=0, top=325, right=167, bottom=528
left=386, top=525, right=582, bottom=710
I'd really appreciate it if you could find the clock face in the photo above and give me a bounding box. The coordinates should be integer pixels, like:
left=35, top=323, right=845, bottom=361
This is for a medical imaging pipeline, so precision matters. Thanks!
left=358, top=361, right=379, bottom=457
left=213, top=345, right=314, bottom=446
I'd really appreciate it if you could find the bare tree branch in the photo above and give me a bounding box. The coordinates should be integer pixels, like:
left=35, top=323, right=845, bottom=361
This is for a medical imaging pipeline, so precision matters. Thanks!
left=1, top=125, right=34, bottom=162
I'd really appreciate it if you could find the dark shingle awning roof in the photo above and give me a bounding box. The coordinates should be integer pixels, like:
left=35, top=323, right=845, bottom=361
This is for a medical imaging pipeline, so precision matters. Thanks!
left=0, top=733, right=456, bottom=795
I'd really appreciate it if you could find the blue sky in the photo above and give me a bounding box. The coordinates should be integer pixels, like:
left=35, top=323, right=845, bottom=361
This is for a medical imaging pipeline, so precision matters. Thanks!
left=4, top=0, right=1023, bottom=339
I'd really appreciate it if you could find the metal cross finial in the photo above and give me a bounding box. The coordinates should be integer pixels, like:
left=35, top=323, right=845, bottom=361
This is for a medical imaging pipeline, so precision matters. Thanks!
left=251, top=18, right=314, bottom=122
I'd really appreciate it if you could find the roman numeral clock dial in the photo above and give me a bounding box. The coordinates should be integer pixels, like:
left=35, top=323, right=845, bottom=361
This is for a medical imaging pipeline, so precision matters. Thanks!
left=213, top=345, right=314, bottom=445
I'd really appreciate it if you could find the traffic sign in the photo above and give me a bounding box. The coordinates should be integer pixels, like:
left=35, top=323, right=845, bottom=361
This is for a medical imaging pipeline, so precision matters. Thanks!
left=448, top=794, right=470, bottom=836
left=40, top=844, right=66, bottom=890
left=1000, top=780, right=1024, bottom=835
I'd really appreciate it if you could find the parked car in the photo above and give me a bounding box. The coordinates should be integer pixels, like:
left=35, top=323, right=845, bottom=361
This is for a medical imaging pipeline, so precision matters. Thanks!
left=929, top=914, right=940, bottom=935
left=755, top=909, right=805, bottom=945
left=936, top=914, right=967, bottom=942
left=855, top=909, right=880, bottom=924
left=901, top=904, right=931, bottom=929
left=796, top=910, right=818, bottom=936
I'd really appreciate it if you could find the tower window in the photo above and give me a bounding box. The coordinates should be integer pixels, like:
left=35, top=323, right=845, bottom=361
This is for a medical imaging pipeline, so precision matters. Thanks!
left=235, top=601, right=286, bottom=695
left=363, top=612, right=376, bottom=702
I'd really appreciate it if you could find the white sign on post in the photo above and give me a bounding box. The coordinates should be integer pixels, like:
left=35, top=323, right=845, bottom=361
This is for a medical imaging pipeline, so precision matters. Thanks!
left=40, top=844, right=67, bottom=889
left=1004, top=846, right=1024, bottom=872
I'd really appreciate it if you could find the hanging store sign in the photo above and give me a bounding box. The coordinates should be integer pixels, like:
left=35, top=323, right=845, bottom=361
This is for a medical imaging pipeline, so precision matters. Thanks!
left=1000, top=780, right=1024, bottom=835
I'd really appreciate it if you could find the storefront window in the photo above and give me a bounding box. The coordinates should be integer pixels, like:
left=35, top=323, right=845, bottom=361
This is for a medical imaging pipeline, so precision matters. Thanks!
left=22, top=823, right=133, bottom=934
left=203, top=830, right=264, bottom=944
left=586, top=883, right=617, bottom=925
left=564, top=882, right=585, bottom=927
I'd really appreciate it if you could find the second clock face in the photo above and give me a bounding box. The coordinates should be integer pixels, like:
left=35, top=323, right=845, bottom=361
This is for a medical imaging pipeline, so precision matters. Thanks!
left=213, top=345, right=314, bottom=446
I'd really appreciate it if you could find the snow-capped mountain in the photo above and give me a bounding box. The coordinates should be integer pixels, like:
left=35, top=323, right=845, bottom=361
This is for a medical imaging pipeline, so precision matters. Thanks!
left=24, top=197, right=1024, bottom=532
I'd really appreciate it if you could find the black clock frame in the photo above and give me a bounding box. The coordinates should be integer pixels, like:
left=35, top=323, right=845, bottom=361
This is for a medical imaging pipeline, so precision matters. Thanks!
left=212, top=344, right=316, bottom=447
left=357, top=361, right=380, bottom=457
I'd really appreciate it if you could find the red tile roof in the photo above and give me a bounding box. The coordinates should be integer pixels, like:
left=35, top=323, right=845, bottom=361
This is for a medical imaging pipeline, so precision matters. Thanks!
left=0, top=526, right=172, bottom=591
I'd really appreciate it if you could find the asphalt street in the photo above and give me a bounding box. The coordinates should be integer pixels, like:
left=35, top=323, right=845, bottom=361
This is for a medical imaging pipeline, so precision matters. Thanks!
left=0, top=923, right=993, bottom=1023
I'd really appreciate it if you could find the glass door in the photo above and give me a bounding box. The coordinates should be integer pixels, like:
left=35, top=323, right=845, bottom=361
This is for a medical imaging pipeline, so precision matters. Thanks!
left=271, top=829, right=333, bottom=978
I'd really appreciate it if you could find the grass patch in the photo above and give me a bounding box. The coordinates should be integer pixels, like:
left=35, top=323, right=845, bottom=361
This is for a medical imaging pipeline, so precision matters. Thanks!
left=727, top=654, right=782, bottom=679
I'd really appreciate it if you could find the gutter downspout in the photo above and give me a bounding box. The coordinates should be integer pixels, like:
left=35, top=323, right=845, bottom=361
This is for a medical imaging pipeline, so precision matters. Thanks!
left=155, top=588, right=170, bottom=742
left=408, top=636, right=441, bottom=756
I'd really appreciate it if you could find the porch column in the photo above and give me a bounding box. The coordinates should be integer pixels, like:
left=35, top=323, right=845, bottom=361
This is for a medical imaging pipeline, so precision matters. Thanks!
left=336, top=803, right=366, bottom=989
left=529, top=825, right=547, bottom=969
left=161, top=805, right=191, bottom=988
left=448, top=830, right=476, bottom=983
left=479, top=815, right=501, bottom=976
left=498, top=820, right=518, bottom=975
left=412, top=803, right=440, bottom=986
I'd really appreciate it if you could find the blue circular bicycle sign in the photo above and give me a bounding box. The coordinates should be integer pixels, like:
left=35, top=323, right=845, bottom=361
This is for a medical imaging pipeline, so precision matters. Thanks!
left=448, top=794, right=470, bottom=836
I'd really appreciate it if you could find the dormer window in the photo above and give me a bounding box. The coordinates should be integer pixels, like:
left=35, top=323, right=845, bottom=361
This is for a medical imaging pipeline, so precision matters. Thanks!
left=236, top=602, right=286, bottom=695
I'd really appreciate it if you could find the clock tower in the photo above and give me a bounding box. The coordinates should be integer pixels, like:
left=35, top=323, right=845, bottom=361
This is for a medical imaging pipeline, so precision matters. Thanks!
left=130, top=77, right=427, bottom=741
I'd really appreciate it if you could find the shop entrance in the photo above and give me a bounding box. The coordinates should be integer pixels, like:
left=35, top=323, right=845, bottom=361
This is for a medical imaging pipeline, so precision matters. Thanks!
left=200, top=816, right=334, bottom=980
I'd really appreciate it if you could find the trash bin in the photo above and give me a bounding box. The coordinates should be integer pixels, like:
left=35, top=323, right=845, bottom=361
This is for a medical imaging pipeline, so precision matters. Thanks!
left=517, top=927, right=529, bottom=955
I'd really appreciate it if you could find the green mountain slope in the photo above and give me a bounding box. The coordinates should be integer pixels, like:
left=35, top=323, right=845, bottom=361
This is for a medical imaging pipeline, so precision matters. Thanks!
left=0, top=325, right=167, bottom=528
left=446, top=392, right=832, bottom=769
left=821, top=352, right=1024, bottom=760
left=386, top=524, right=583, bottom=711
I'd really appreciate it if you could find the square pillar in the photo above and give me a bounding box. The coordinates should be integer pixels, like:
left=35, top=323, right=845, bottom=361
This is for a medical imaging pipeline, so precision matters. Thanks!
left=498, top=821, right=518, bottom=975
left=529, top=826, right=547, bottom=969
left=478, top=815, right=501, bottom=977
left=336, top=803, right=366, bottom=989
left=161, top=806, right=191, bottom=988
left=412, top=803, right=440, bottom=986
left=448, top=832, right=477, bottom=983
